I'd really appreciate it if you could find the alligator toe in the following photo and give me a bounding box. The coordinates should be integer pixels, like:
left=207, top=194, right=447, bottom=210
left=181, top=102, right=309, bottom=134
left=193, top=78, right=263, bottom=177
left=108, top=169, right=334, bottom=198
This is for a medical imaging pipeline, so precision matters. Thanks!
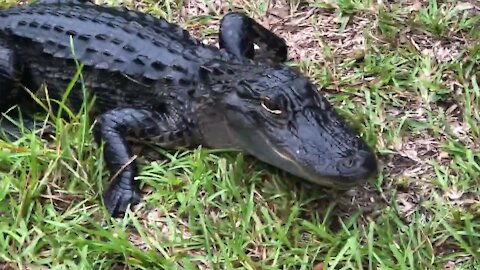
left=103, top=185, right=141, bottom=217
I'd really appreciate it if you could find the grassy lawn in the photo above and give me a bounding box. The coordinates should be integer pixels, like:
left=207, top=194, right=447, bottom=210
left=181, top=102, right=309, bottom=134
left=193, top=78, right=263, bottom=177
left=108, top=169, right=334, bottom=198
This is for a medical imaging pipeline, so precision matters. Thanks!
left=1, top=0, right=479, bottom=269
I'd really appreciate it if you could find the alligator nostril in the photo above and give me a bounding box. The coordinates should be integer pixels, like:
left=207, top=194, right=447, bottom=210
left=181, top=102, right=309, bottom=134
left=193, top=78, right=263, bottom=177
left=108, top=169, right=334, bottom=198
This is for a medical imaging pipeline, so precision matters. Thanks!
left=338, top=150, right=377, bottom=176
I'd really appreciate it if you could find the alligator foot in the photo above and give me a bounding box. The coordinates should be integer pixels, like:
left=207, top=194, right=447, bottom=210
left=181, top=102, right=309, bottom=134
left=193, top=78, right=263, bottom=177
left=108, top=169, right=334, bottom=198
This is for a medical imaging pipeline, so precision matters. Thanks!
left=0, top=41, right=54, bottom=141
left=219, top=12, right=288, bottom=63
left=0, top=114, right=55, bottom=141
left=103, top=181, right=141, bottom=217
left=0, top=39, right=20, bottom=112
left=93, top=107, right=188, bottom=217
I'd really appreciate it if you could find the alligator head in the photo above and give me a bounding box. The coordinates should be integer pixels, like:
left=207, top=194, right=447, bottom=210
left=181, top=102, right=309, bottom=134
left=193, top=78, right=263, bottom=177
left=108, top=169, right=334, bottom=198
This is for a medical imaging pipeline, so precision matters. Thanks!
left=196, top=61, right=378, bottom=189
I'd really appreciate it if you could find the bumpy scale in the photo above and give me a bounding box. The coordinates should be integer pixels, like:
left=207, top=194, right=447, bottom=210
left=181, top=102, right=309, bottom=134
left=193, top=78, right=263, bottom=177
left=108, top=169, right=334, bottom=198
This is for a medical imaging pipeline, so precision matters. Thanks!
left=0, top=0, right=378, bottom=217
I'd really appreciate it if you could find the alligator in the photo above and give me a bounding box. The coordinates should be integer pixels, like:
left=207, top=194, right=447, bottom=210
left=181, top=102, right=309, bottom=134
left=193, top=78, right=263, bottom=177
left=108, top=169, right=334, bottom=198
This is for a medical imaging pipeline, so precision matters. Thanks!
left=0, top=0, right=378, bottom=217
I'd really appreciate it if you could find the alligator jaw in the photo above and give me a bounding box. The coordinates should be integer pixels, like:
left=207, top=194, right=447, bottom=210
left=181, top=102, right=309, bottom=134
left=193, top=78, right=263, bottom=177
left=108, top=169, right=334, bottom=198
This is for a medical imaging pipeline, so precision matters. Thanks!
left=263, top=137, right=377, bottom=189
left=233, top=126, right=378, bottom=190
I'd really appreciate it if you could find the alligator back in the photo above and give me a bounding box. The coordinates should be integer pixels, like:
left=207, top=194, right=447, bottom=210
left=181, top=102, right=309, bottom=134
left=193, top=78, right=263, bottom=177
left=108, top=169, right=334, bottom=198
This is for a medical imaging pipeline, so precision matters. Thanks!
left=0, top=2, right=227, bottom=112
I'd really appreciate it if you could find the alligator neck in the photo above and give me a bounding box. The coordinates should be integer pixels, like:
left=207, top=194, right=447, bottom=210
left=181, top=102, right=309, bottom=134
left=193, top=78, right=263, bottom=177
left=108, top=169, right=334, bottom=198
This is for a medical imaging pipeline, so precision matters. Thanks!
left=191, top=59, right=274, bottom=150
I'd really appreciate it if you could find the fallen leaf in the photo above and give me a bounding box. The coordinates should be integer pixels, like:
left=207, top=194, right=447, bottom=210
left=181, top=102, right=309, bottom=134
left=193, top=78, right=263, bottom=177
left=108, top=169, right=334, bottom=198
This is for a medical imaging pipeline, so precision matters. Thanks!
left=409, top=0, right=423, bottom=11
left=313, top=262, right=324, bottom=270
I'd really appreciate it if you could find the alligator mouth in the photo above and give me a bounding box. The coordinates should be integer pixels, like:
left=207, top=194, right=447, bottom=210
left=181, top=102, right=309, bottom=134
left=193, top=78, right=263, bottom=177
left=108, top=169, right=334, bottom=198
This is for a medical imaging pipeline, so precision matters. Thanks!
left=250, top=137, right=373, bottom=189
left=293, top=167, right=371, bottom=189
left=233, top=125, right=376, bottom=188
left=269, top=142, right=378, bottom=190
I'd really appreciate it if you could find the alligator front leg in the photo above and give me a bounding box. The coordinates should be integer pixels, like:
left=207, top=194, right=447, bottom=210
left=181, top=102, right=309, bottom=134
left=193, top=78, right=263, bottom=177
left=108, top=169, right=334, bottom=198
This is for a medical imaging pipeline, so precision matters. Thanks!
left=0, top=40, right=54, bottom=140
left=0, top=40, right=31, bottom=140
left=0, top=40, right=20, bottom=111
left=219, top=12, right=288, bottom=63
left=93, top=108, right=188, bottom=217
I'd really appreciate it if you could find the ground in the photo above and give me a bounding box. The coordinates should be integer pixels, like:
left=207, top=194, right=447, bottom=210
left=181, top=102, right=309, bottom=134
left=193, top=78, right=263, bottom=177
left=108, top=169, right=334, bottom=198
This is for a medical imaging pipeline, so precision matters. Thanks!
left=0, top=0, right=479, bottom=269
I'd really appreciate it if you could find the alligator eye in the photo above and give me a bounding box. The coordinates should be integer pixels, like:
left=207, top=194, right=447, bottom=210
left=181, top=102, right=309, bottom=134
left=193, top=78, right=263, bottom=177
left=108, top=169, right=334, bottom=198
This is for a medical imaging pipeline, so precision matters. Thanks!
left=261, top=96, right=283, bottom=115
left=342, top=157, right=357, bottom=168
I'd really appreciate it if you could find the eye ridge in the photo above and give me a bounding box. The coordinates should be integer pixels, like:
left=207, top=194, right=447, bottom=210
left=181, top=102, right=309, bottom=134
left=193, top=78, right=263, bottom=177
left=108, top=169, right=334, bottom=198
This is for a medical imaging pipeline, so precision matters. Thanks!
left=261, top=96, right=283, bottom=115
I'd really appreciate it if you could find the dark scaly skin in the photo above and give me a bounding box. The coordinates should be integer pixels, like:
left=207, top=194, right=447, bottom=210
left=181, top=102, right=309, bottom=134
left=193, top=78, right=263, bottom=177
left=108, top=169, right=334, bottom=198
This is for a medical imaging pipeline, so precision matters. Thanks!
left=0, top=0, right=378, bottom=217
left=219, top=12, right=287, bottom=63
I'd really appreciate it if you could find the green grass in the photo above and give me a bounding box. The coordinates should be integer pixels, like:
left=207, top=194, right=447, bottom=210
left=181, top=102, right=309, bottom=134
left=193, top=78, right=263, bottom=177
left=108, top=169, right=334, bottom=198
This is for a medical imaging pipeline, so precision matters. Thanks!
left=1, top=0, right=480, bottom=269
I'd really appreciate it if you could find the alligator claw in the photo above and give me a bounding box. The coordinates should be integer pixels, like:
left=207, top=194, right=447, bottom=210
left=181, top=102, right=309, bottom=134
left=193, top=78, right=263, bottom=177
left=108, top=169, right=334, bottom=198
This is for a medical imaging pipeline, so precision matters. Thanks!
left=103, top=185, right=141, bottom=217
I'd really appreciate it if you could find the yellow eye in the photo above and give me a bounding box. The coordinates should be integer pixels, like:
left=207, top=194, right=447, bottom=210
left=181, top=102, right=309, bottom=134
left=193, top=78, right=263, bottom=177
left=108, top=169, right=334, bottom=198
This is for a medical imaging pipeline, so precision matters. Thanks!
left=261, top=96, right=283, bottom=115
